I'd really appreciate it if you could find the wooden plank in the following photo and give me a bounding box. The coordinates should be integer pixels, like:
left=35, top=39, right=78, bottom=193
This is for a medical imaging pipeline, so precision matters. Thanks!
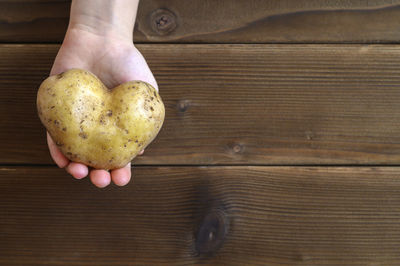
left=1, top=166, right=400, bottom=264
left=1, top=0, right=400, bottom=43
left=0, top=0, right=70, bottom=43
left=1, top=44, right=400, bottom=165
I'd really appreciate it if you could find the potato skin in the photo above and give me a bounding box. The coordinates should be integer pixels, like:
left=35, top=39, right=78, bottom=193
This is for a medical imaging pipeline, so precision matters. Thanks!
left=37, top=69, right=165, bottom=169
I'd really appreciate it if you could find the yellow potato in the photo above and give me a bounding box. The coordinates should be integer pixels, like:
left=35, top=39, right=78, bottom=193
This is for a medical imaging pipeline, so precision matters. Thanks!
left=37, top=69, right=165, bottom=169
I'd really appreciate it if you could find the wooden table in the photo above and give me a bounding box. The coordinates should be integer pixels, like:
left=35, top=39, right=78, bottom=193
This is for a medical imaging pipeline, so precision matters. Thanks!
left=1, top=1, right=400, bottom=265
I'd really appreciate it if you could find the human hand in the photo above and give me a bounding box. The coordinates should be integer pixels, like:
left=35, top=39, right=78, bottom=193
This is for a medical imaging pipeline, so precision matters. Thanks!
left=47, top=1, right=156, bottom=188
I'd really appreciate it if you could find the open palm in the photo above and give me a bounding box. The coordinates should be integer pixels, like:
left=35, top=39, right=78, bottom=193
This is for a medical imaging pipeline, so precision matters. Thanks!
left=48, top=28, right=157, bottom=188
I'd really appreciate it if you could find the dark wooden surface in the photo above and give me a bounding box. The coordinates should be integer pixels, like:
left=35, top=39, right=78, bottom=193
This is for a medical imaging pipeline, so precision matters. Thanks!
left=1, top=0, right=400, bottom=43
left=2, top=1, right=400, bottom=265
left=1, top=44, right=400, bottom=165
left=2, top=166, right=400, bottom=265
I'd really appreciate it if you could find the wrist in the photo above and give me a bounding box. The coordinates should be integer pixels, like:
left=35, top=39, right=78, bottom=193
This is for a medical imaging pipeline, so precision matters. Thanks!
left=68, top=0, right=138, bottom=42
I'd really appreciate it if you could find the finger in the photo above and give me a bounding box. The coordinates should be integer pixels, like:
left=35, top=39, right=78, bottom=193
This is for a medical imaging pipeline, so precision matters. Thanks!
left=138, top=149, right=144, bottom=156
left=47, top=132, right=69, bottom=168
left=66, top=162, right=88, bottom=179
left=111, top=163, right=132, bottom=186
left=90, top=169, right=111, bottom=188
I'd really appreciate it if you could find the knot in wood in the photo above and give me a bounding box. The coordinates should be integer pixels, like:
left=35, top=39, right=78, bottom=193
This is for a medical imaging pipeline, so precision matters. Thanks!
left=233, top=144, right=243, bottom=153
left=177, top=100, right=190, bottom=112
left=195, top=209, right=229, bottom=255
left=227, top=142, right=244, bottom=154
left=150, top=9, right=177, bottom=35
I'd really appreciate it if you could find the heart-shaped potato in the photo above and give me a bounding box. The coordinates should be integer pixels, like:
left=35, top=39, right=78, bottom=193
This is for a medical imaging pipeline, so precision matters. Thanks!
left=37, top=69, right=165, bottom=169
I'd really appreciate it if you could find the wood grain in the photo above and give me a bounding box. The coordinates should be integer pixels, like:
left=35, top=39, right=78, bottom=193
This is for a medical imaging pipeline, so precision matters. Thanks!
left=135, top=0, right=400, bottom=43
left=0, top=0, right=70, bottom=43
left=1, top=166, right=400, bottom=265
left=1, top=0, right=400, bottom=43
left=1, top=44, right=400, bottom=165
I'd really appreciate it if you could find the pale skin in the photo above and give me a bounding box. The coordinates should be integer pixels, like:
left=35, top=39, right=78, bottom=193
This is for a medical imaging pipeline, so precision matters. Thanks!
left=48, top=0, right=157, bottom=188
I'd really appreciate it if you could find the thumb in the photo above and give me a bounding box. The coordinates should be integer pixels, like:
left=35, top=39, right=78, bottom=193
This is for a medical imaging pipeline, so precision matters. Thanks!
left=118, top=46, right=159, bottom=91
